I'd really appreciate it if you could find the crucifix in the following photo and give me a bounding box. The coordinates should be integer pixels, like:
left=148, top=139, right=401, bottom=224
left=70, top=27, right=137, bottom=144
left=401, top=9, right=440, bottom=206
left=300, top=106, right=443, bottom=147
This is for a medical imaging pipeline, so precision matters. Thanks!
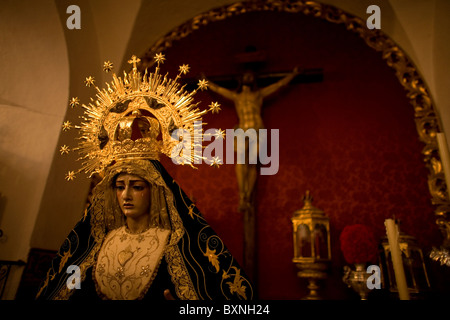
left=204, top=47, right=323, bottom=283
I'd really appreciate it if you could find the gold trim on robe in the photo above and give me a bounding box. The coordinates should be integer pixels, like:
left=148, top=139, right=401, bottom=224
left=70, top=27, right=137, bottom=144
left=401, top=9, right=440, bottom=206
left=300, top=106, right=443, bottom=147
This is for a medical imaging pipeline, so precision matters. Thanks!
left=94, top=226, right=170, bottom=300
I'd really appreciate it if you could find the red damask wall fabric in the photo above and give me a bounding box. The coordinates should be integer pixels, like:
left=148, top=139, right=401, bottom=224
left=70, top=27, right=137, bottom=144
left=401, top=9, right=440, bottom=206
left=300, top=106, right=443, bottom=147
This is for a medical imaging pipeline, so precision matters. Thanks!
left=159, top=11, right=443, bottom=299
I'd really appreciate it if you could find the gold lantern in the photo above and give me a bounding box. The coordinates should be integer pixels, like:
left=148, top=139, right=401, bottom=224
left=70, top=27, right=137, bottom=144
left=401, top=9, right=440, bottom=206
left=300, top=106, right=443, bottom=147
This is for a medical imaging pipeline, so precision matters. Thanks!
left=292, top=191, right=331, bottom=299
left=380, top=221, right=431, bottom=298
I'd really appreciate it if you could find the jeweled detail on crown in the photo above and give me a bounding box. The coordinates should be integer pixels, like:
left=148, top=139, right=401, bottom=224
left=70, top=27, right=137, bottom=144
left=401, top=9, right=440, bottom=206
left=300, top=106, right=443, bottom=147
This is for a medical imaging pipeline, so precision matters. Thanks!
left=111, top=138, right=161, bottom=162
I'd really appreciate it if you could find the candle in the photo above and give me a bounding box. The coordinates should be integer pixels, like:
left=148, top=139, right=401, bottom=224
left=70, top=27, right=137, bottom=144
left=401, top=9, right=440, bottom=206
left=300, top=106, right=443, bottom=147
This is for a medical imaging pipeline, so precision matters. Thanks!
left=437, top=132, right=450, bottom=201
left=384, top=219, right=410, bottom=300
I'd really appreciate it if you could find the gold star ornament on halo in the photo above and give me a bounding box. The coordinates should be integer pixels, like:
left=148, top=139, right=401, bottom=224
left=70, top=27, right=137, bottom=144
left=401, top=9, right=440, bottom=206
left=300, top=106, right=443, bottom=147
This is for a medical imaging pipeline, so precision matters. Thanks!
left=65, top=171, right=76, bottom=181
left=197, top=79, right=208, bottom=91
left=60, top=145, right=70, bottom=155
left=209, top=156, right=222, bottom=168
left=154, top=53, right=166, bottom=65
left=69, top=97, right=80, bottom=108
left=62, top=121, right=72, bottom=131
left=84, top=76, right=95, bottom=87
left=213, top=129, right=225, bottom=140
left=209, top=101, right=221, bottom=114
left=179, top=64, right=190, bottom=75
left=103, top=61, right=114, bottom=72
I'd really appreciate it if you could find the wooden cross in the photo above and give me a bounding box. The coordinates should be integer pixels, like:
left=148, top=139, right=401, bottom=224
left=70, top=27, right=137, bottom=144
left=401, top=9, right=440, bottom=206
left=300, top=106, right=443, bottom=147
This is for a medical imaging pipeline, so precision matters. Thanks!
left=187, top=47, right=323, bottom=284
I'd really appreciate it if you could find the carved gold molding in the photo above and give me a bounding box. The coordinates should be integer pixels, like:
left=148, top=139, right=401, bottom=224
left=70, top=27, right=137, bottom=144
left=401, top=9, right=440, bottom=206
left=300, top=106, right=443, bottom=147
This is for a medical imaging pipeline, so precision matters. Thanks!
left=141, top=0, right=449, bottom=249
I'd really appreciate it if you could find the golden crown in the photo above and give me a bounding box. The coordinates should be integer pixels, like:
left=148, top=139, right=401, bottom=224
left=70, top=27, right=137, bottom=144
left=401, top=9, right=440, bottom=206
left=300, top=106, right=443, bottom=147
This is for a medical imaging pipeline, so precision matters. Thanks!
left=60, top=53, right=222, bottom=181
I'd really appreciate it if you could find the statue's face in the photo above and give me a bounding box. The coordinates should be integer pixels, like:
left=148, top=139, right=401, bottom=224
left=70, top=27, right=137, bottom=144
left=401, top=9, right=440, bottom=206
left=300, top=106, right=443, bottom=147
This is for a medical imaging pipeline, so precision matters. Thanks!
left=242, top=72, right=255, bottom=86
left=114, top=173, right=151, bottom=219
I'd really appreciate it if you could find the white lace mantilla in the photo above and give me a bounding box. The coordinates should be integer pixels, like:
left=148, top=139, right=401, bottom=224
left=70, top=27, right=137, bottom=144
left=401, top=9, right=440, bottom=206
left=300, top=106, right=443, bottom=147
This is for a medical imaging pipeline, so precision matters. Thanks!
left=94, top=226, right=170, bottom=300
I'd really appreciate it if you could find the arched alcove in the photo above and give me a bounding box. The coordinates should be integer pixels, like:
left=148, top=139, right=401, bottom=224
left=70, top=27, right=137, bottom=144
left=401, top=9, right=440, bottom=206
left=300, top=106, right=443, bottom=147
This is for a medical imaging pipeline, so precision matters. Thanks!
left=135, top=1, right=447, bottom=299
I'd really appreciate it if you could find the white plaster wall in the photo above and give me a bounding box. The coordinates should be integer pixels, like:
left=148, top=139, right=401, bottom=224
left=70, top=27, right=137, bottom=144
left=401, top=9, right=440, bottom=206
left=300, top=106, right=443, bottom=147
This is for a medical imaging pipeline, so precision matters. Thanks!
left=29, top=0, right=143, bottom=253
left=89, top=0, right=142, bottom=77
left=0, top=0, right=69, bottom=261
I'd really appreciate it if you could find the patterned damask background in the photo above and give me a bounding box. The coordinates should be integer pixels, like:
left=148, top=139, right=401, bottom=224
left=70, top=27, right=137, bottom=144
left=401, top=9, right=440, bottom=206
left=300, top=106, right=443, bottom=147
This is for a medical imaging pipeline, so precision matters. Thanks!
left=158, top=10, right=443, bottom=299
